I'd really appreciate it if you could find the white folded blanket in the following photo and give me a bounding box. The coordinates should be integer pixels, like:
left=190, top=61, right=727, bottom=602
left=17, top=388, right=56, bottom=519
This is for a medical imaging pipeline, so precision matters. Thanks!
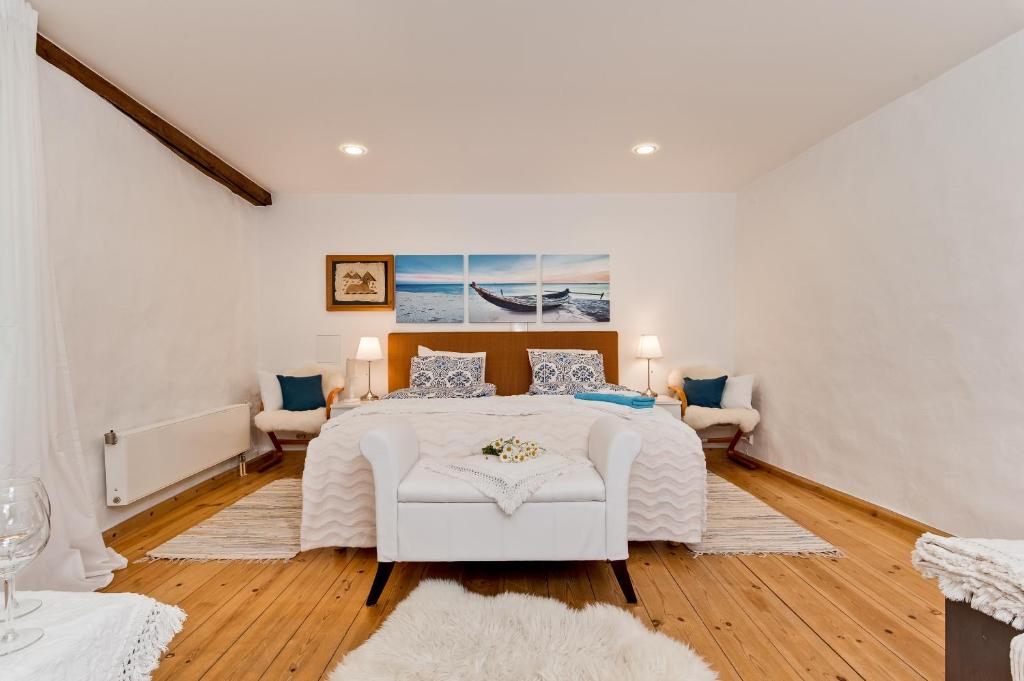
left=913, top=534, right=1024, bottom=681
left=913, top=533, right=1024, bottom=629
left=420, top=454, right=591, bottom=514
left=9, top=590, right=185, bottom=681
left=1015, top=634, right=1024, bottom=681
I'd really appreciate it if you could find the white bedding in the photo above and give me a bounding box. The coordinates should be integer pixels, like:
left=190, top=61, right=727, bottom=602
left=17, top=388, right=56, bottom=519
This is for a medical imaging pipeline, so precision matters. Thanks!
left=300, top=395, right=707, bottom=551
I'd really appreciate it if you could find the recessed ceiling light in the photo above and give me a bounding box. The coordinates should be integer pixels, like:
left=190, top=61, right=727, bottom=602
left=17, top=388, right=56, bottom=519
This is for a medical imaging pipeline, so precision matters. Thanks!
left=339, top=143, right=367, bottom=156
left=632, top=143, right=659, bottom=156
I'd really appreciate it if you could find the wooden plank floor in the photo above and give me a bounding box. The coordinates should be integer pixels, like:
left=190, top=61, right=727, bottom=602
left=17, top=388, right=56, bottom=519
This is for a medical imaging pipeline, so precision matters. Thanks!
left=105, top=451, right=944, bottom=680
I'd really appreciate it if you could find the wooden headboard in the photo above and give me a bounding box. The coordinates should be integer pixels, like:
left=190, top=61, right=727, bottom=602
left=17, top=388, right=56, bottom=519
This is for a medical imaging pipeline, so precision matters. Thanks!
left=388, top=331, right=619, bottom=396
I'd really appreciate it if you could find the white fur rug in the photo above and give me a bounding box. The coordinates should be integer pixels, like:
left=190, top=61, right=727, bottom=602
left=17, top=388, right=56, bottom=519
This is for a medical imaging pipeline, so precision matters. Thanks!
left=331, top=580, right=717, bottom=681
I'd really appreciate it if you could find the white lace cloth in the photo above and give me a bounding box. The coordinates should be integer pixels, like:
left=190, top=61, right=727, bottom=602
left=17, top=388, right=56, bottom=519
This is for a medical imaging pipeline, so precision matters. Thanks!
left=6, top=590, right=185, bottom=681
left=420, top=454, right=591, bottom=514
left=913, top=533, right=1024, bottom=681
left=301, top=395, right=707, bottom=551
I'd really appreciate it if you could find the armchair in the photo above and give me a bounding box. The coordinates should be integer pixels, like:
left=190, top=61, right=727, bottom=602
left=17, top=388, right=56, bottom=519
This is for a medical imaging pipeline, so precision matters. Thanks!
left=667, top=364, right=760, bottom=469
left=359, top=416, right=642, bottom=606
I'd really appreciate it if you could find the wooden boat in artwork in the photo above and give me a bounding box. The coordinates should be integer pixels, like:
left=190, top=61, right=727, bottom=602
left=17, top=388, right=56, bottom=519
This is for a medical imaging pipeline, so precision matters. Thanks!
left=470, top=282, right=570, bottom=311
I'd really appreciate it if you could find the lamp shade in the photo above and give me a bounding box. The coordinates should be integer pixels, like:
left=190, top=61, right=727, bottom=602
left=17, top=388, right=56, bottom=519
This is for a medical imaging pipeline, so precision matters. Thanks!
left=636, top=335, right=663, bottom=359
left=355, top=336, right=383, bottom=361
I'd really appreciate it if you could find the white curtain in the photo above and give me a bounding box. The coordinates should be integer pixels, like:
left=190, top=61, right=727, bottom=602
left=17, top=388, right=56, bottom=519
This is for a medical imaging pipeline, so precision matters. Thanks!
left=0, top=0, right=126, bottom=590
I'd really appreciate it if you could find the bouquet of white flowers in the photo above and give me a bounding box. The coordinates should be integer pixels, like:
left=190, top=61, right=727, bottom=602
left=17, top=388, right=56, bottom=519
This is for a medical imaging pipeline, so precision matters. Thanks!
left=482, top=436, right=546, bottom=463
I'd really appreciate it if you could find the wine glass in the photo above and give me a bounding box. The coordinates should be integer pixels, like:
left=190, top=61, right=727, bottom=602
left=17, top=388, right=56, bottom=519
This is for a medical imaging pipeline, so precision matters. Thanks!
left=1, top=479, right=50, bottom=619
left=0, top=487, right=50, bottom=655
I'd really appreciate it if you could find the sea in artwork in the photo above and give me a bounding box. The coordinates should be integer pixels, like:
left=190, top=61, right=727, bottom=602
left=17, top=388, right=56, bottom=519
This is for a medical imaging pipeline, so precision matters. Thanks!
left=541, top=282, right=611, bottom=322
left=395, top=283, right=465, bottom=323
left=395, top=254, right=465, bottom=323
left=541, top=254, right=611, bottom=322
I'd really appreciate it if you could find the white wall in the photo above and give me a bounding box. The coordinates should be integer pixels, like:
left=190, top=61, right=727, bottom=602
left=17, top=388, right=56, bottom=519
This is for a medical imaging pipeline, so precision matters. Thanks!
left=38, top=62, right=260, bottom=529
left=256, top=194, right=736, bottom=395
left=736, top=31, right=1024, bottom=537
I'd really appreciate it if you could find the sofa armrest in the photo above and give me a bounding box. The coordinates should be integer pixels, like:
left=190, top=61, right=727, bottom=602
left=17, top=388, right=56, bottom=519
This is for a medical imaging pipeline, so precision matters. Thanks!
left=360, top=419, right=420, bottom=561
left=325, top=387, right=343, bottom=418
left=588, top=416, right=642, bottom=560
left=667, top=385, right=688, bottom=414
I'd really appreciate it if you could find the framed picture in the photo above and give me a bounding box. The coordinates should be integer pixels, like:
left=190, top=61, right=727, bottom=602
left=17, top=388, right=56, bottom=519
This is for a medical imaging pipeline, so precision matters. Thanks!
left=468, top=254, right=538, bottom=322
left=395, top=254, right=465, bottom=323
left=541, top=254, right=610, bottom=322
left=325, top=255, right=395, bottom=311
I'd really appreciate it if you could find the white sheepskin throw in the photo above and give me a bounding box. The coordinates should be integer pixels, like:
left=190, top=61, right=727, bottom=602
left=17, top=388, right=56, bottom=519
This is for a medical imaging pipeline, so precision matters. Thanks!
left=254, top=408, right=326, bottom=434
left=331, top=580, right=717, bottom=681
left=683, top=405, right=761, bottom=433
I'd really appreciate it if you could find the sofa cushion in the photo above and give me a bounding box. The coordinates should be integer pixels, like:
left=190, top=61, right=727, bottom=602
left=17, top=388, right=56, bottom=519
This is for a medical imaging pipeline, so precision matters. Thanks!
left=682, top=375, right=727, bottom=408
left=278, top=374, right=326, bottom=411
left=398, top=461, right=606, bottom=503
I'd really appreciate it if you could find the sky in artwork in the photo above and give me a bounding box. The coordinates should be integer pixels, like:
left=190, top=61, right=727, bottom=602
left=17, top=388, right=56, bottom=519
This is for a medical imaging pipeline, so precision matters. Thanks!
left=541, top=254, right=610, bottom=283
left=468, top=254, right=537, bottom=283
left=395, top=254, right=464, bottom=283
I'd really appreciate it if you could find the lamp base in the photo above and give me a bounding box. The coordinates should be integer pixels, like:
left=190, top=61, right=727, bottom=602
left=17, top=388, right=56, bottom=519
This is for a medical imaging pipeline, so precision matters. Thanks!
left=360, top=391, right=380, bottom=402
left=639, top=388, right=658, bottom=398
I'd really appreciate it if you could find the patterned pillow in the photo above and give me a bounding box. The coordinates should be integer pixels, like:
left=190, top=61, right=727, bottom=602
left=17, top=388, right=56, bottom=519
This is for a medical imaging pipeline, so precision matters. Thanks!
left=527, top=349, right=607, bottom=391
left=528, top=381, right=632, bottom=396
left=409, top=355, right=485, bottom=391
left=383, top=383, right=498, bottom=400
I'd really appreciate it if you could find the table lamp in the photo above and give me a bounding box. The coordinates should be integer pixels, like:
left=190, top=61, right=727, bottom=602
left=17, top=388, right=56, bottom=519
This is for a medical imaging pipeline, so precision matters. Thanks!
left=636, top=334, right=662, bottom=397
left=356, top=336, right=383, bottom=401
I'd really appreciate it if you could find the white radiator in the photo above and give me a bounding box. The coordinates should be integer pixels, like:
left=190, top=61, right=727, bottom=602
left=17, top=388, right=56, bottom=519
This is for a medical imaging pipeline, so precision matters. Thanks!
left=104, top=403, right=251, bottom=506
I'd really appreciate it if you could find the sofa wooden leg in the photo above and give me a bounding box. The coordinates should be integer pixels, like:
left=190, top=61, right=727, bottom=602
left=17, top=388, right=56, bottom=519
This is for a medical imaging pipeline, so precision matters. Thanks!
left=726, top=429, right=758, bottom=470
left=366, top=561, right=395, bottom=606
left=610, top=560, right=637, bottom=604
left=255, top=432, right=286, bottom=472
left=267, top=431, right=284, bottom=452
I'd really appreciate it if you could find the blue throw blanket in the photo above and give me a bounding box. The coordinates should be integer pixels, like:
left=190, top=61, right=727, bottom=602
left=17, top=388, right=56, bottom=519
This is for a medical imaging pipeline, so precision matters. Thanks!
left=574, top=392, right=655, bottom=409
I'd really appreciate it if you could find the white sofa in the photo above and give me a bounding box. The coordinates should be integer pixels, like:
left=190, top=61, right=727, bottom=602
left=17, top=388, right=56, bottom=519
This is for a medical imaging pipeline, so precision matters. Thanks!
left=667, top=364, right=760, bottom=469
left=254, top=364, right=345, bottom=462
left=359, top=416, right=642, bottom=606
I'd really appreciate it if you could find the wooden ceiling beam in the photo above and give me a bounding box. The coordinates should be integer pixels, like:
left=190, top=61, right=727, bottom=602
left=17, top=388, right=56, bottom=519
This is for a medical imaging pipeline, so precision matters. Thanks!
left=35, top=34, right=272, bottom=207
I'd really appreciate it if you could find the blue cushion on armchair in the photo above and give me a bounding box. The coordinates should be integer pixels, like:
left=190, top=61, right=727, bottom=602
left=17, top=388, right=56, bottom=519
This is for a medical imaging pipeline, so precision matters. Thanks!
left=683, top=376, right=727, bottom=408
left=278, top=374, right=326, bottom=411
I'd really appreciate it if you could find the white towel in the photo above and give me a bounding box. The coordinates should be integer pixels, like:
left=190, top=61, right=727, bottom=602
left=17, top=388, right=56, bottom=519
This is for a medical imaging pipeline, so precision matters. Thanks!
left=912, top=533, right=1024, bottom=629
left=420, top=454, right=591, bottom=514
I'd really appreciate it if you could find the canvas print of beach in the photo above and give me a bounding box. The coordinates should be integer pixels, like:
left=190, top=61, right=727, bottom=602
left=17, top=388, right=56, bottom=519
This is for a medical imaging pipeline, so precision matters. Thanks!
left=468, top=254, right=538, bottom=322
left=541, top=254, right=611, bottom=322
left=395, top=255, right=465, bottom=323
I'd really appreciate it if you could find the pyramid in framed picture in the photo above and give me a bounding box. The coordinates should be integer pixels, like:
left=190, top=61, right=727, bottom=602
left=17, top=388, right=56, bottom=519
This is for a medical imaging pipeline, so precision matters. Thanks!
left=395, top=255, right=465, bottom=323
left=468, top=254, right=538, bottom=323
left=541, top=254, right=610, bottom=322
left=326, top=255, right=394, bottom=311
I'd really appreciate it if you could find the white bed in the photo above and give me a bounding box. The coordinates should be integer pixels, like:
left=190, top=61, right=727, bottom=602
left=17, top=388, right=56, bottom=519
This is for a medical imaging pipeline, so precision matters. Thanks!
left=298, top=331, right=707, bottom=551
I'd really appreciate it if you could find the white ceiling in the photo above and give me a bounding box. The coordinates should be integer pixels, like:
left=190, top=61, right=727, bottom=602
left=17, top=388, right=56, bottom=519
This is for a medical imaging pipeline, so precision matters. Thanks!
left=33, top=1, right=1024, bottom=194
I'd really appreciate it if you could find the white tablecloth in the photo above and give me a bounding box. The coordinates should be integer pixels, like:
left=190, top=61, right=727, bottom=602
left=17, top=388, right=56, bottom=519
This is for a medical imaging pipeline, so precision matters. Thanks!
left=4, top=590, right=185, bottom=681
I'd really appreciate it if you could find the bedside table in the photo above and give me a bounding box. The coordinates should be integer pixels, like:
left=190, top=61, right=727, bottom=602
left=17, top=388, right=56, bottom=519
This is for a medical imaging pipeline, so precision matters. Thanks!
left=329, top=399, right=365, bottom=418
left=654, top=395, right=682, bottom=420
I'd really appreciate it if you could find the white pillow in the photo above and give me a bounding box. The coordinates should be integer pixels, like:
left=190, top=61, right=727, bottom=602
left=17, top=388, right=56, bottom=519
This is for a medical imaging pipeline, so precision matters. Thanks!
left=527, top=348, right=598, bottom=354
left=417, top=346, right=486, bottom=376
left=257, top=370, right=284, bottom=411
left=721, top=375, right=755, bottom=410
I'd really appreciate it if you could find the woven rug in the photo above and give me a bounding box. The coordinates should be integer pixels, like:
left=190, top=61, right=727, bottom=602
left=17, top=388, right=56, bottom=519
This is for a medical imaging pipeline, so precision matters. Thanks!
left=146, top=473, right=835, bottom=560
left=684, top=473, right=839, bottom=556
left=146, top=478, right=301, bottom=560
left=330, top=580, right=716, bottom=680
